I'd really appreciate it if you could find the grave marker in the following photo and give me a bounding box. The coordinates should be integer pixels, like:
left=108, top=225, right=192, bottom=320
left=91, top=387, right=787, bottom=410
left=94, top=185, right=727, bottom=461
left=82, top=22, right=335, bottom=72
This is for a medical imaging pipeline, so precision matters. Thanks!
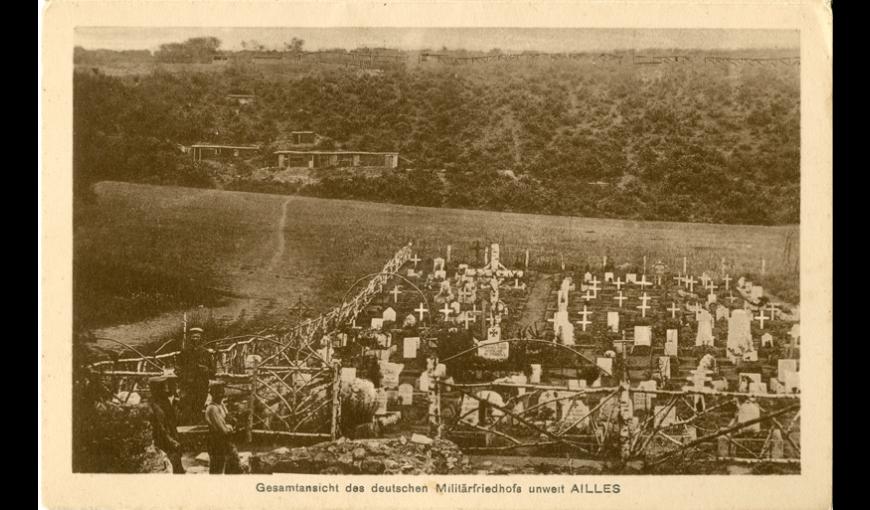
left=607, top=311, right=620, bottom=333
left=614, top=291, right=627, bottom=308
left=668, top=302, right=680, bottom=319
left=371, top=318, right=384, bottom=330
left=637, top=293, right=652, bottom=318
left=577, top=305, right=593, bottom=332
left=398, top=383, right=414, bottom=405
left=403, top=337, right=419, bottom=358
left=382, top=307, right=397, bottom=322
left=414, top=303, right=428, bottom=322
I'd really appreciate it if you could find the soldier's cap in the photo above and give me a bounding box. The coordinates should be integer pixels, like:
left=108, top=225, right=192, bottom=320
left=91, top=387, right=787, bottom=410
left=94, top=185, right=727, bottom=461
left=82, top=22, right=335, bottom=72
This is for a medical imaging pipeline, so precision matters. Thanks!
left=189, top=327, right=204, bottom=333
left=209, top=380, right=226, bottom=389
left=148, top=376, right=168, bottom=384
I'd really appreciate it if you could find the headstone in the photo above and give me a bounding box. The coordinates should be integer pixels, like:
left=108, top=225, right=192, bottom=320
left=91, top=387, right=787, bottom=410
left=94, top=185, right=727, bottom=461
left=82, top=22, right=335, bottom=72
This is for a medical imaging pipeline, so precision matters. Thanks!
left=596, top=357, right=613, bottom=375
left=604, top=272, right=615, bottom=283
left=584, top=272, right=593, bottom=283
left=477, top=326, right=508, bottom=360
left=418, top=371, right=430, bottom=392
left=626, top=273, right=638, bottom=283
left=633, top=380, right=657, bottom=412
left=552, top=310, right=570, bottom=333
left=490, top=243, right=500, bottom=272
left=560, top=398, right=591, bottom=432
left=403, top=337, right=419, bottom=358
left=657, top=356, right=671, bottom=381
left=379, top=362, right=404, bottom=389
left=770, top=429, right=785, bottom=459
left=538, top=390, right=560, bottom=415
left=340, top=367, right=357, bottom=383
left=459, top=396, right=479, bottom=425
left=777, top=359, right=798, bottom=381
left=382, top=307, right=397, bottom=322
left=761, top=332, right=774, bottom=348
left=434, top=269, right=447, bottom=280
left=748, top=382, right=767, bottom=394
left=607, top=311, right=620, bottom=333
left=634, top=326, right=652, bottom=347
left=737, top=399, right=761, bottom=434
left=769, top=378, right=784, bottom=394
left=376, top=389, right=389, bottom=415
left=695, top=309, right=715, bottom=346
left=433, top=257, right=445, bottom=272
left=654, top=405, right=677, bottom=427
left=738, top=373, right=762, bottom=392
left=398, top=383, right=414, bottom=405
left=403, top=314, right=417, bottom=328
left=727, top=309, right=753, bottom=359
left=784, top=371, right=800, bottom=393
left=370, top=318, right=384, bottom=330
left=559, top=321, right=575, bottom=346
left=716, top=305, right=730, bottom=322
left=450, top=301, right=461, bottom=314
left=530, top=364, right=542, bottom=384
left=664, top=338, right=678, bottom=357
left=707, top=293, right=717, bottom=304
left=477, top=390, right=506, bottom=420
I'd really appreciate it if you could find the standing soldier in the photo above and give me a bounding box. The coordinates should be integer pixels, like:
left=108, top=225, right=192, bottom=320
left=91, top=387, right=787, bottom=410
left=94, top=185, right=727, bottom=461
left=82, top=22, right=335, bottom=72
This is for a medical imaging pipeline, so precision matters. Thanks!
left=176, top=327, right=215, bottom=423
left=147, top=376, right=185, bottom=474
left=204, top=382, right=241, bottom=474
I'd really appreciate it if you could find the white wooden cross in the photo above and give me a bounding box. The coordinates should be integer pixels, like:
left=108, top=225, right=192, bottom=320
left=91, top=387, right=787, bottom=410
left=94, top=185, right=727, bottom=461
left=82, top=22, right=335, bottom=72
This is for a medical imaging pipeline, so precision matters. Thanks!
left=390, top=285, right=402, bottom=303
left=589, top=279, right=601, bottom=297
left=765, top=303, right=779, bottom=321
left=705, top=281, right=718, bottom=293
left=755, top=310, right=768, bottom=329
left=461, top=312, right=476, bottom=329
left=440, top=303, right=453, bottom=321
left=685, top=275, right=697, bottom=293
left=668, top=302, right=680, bottom=319
left=614, top=291, right=627, bottom=308
left=487, top=314, right=497, bottom=327
left=577, top=305, right=593, bottom=332
left=637, top=293, right=652, bottom=318
left=727, top=292, right=737, bottom=304
left=699, top=274, right=711, bottom=288
left=673, top=274, right=684, bottom=286
left=471, top=303, right=480, bottom=316
left=614, top=277, right=625, bottom=290
left=409, top=253, right=421, bottom=267
left=637, top=274, right=652, bottom=289
left=582, top=289, right=595, bottom=302
left=722, top=274, right=732, bottom=291
left=415, top=303, right=428, bottom=321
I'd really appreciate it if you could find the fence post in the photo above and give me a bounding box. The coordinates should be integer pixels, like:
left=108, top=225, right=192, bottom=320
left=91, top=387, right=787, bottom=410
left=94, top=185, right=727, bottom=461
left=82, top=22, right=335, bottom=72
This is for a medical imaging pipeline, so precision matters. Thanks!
left=330, top=361, right=342, bottom=440
left=246, top=365, right=257, bottom=444
left=428, top=357, right=442, bottom=439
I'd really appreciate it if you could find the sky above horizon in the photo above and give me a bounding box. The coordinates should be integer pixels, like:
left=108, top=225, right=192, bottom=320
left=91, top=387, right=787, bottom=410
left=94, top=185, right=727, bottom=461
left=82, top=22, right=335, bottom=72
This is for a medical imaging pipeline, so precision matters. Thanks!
left=75, top=27, right=799, bottom=53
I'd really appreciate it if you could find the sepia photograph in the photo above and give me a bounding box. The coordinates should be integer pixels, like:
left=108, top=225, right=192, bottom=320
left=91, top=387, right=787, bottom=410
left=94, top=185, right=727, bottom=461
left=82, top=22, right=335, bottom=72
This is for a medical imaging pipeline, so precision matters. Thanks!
left=40, top=1, right=832, bottom=509
left=71, top=25, right=803, bottom=476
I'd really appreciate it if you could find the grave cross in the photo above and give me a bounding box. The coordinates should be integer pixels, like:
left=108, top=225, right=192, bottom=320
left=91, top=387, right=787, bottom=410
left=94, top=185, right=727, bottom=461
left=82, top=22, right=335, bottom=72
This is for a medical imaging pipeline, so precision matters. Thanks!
left=414, top=303, right=428, bottom=322
left=589, top=279, right=601, bottom=297
left=614, top=277, right=625, bottom=290
left=706, top=281, right=718, bottom=293
left=390, top=285, right=402, bottom=303
left=440, top=303, right=453, bottom=321
left=727, top=292, right=737, bottom=304
left=409, top=254, right=421, bottom=267
left=577, top=305, right=593, bottom=332
left=637, top=293, right=652, bottom=318
left=765, top=303, right=779, bottom=321
left=582, top=289, right=595, bottom=302
left=461, top=312, right=476, bottom=329
left=637, top=274, right=652, bottom=289
left=685, top=275, right=697, bottom=293
left=486, top=314, right=497, bottom=327
left=668, top=302, right=680, bottom=319
left=614, top=291, right=627, bottom=308
left=722, top=274, right=732, bottom=290
left=699, top=274, right=711, bottom=288
left=755, top=310, right=769, bottom=329
left=673, top=274, right=684, bottom=286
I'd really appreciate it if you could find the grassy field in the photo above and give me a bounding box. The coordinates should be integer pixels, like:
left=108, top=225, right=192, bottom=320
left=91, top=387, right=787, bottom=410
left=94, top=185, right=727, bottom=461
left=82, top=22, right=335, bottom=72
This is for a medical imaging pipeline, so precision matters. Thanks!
left=75, top=181, right=799, bottom=338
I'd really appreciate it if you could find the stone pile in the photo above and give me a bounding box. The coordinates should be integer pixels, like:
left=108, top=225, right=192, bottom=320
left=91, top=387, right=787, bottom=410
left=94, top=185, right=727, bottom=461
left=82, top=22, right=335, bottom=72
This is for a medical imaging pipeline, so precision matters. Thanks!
left=250, top=435, right=471, bottom=475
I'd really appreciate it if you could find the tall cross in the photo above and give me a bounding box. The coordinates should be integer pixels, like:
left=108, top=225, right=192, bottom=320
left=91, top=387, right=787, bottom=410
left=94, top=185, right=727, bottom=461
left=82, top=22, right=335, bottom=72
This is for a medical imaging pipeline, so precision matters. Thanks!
left=414, top=303, right=428, bottom=322
left=440, top=303, right=452, bottom=321
left=722, top=274, right=732, bottom=290
left=685, top=275, right=697, bottom=293
left=614, top=277, right=625, bottom=291
left=461, top=312, right=476, bottom=329
left=389, top=285, right=402, bottom=303
left=755, top=310, right=768, bottom=329
left=637, top=293, right=652, bottom=318
left=577, top=305, right=593, bottom=331
left=637, top=274, right=652, bottom=289
left=409, top=254, right=421, bottom=267
left=668, top=302, right=680, bottom=319
left=614, top=291, right=627, bottom=308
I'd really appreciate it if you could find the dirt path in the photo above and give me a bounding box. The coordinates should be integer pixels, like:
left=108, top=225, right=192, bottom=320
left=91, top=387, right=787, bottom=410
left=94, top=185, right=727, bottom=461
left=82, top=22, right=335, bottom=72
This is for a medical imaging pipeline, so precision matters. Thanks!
left=91, top=198, right=296, bottom=353
left=516, top=274, right=555, bottom=334
left=268, top=197, right=293, bottom=271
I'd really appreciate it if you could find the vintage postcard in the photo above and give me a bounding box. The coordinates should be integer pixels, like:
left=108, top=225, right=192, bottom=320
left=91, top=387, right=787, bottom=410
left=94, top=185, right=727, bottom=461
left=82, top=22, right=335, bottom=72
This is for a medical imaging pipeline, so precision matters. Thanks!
left=40, top=1, right=832, bottom=509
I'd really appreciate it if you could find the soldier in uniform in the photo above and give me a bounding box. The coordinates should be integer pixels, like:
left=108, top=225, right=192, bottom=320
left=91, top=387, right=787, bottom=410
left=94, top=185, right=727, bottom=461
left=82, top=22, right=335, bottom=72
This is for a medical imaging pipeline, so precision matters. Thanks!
left=175, top=327, right=216, bottom=423
left=147, top=376, right=185, bottom=473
